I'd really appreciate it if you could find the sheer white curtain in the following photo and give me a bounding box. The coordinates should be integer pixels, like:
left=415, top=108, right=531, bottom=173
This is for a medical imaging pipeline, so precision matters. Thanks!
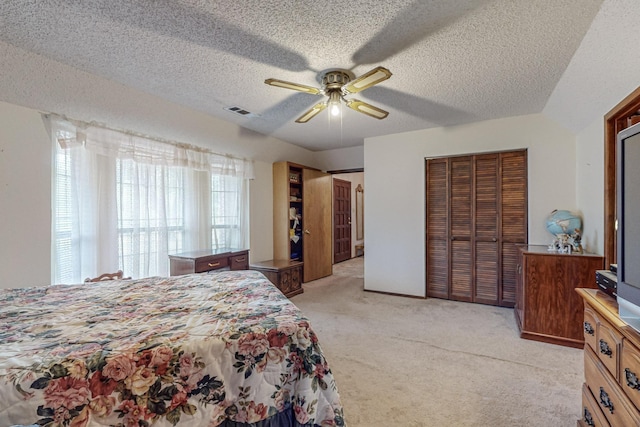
left=47, top=115, right=253, bottom=284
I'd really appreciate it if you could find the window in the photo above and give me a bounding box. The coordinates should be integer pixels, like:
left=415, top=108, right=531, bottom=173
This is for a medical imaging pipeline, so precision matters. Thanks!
left=49, top=116, right=252, bottom=284
left=52, top=148, right=74, bottom=283
left=211, top=174, right=243, bottom=249
left=116, top=159, right=186, bottom=279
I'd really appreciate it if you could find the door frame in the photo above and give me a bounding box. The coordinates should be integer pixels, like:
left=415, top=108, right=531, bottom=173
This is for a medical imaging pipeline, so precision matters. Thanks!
left=604, top=86, right=640, bottom=267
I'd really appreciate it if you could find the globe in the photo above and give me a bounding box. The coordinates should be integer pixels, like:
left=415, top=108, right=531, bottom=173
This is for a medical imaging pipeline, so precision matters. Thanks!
left=545, top=209, right=582, bottom=236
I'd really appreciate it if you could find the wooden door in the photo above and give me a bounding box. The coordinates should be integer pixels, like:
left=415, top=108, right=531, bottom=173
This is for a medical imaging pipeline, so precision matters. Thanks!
left=425, top=150, right=527, bottom=307
left=333, top=178, right=352, bottom=264
left=426, top=158, right=449, bottom=299
left=500, top=151, right=527, bottom=306
left=303, top=168, right=332, bottom=282
left=450, top=156, right=473, bottom=302
left=474, top=154, right=499, bottom=305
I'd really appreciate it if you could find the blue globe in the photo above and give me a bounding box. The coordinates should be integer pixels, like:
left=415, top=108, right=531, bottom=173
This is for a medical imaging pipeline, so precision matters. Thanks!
left=545, top=210, right=582, bottom=236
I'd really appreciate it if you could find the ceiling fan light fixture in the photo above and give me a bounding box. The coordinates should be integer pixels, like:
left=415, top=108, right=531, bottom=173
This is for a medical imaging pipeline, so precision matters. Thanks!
left=328, top=90, right=342, bottom=117
left=266, top=66, right=391, bottom=123
left=344, top=66, right=392, bottom=93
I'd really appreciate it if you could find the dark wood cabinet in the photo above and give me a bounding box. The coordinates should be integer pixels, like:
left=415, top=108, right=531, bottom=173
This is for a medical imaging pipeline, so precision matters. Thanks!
left=250, top=259, right=303, bottom=298
left=515, top=245, right=602, bottom=348
left=169, top=249, right=249, bottom=275
left=426, top=149, right=527, bottom=307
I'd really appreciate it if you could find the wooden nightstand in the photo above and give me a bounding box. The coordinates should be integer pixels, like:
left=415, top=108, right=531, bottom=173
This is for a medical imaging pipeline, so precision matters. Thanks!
left=250, top=259, right=303, bottom=298
left=169, top=249, right=249, bottom=275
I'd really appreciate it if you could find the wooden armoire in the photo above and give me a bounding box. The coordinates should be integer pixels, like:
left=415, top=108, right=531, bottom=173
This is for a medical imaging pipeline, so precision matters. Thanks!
left=425, top=149, right=527, bottom=307
left=273, top=161, right=332, bottom=283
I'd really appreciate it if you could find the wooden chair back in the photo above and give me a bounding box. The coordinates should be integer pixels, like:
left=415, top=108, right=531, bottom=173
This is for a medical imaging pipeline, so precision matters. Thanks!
left=84, top=270, right=131, bottom=283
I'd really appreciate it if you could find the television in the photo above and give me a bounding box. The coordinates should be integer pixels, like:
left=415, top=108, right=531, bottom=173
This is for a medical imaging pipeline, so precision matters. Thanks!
left=617, top=121, right=640, bottom=332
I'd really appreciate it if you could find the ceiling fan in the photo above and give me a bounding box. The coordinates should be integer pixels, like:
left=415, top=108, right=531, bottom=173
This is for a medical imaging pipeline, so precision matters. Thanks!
left=265, top=66, right=392, bottom=123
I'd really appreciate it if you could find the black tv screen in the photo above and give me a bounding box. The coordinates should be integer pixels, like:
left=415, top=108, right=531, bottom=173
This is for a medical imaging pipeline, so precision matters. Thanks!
left=617, top=122, right=640, bottom=332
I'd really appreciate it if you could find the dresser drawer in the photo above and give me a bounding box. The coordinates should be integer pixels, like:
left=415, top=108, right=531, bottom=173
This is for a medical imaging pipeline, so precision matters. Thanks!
left=584, top=305, right=598, bottom=353
left=581, top=382, right=610, bottom=427
left=585, top=346, right=640, bottom=426
left=621, top=339, right=640, bottom=411
left=597, top=315, right=623, bottom=381
left=229, top=253, right=249, bottom=270
left=169, top=249, right=249, bottom=275
left=195, top=256, right=229, bottom=272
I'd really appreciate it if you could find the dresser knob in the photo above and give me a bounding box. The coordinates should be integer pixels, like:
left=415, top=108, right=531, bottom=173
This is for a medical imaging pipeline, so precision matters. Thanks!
left=625, top=368, right=640, bottom=391
left=599, top=339, right=613, bottom=357
left=599, top=387, right=614, bottom=414
left=584, top=321, right=594, bottom=336
left=583, top=407, right=595, bottom=427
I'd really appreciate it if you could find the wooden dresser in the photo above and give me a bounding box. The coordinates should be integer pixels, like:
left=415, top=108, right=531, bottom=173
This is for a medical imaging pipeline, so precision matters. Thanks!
left=515, top=245, right=603, bottom=348
left=576, top=289, right=640, bottom=426
left=169, top=249, right=249, bottom=275
left=250, top=259, right=304, bottom=298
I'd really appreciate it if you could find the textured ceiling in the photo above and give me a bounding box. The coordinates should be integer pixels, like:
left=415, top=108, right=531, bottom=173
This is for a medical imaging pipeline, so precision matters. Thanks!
left=0, top=0, right=603, bottom=151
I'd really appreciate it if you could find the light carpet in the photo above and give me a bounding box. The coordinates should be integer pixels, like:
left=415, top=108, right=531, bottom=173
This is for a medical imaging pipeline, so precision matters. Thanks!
left=291, top=257, right=584, bottom=427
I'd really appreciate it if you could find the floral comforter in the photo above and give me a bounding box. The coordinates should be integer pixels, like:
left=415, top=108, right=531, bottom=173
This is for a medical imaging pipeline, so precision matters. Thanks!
left=0, top=271, right=345, bottom=427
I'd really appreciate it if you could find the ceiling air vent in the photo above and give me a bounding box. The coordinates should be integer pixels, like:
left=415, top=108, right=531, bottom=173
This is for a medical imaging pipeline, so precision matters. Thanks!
left=224, top=106, right=260, bottom=118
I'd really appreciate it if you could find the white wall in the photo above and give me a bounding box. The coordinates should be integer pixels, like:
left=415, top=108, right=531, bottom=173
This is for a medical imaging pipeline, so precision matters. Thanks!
left=364, top=114, right=576, bottom=297
left=0, top=103, right=52, bottom=287
left=575, top=119, right=605, bottom=255
left=543, top=0, right=640, bottom=259
left=249, top=160, right=274, bottom=263
left=314, top=145, right=364, bottom=172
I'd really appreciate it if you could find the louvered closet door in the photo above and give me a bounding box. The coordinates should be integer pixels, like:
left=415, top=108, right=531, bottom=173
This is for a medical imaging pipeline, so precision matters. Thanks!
left=474, top=154, right=500, bottom=305
left=450, top=157, right=473, bottom=302
left=500, top=151, right=527, bottom=305
left=426, top=158, right=449, bottom=299
left=425, top=149, right=527, bottom=307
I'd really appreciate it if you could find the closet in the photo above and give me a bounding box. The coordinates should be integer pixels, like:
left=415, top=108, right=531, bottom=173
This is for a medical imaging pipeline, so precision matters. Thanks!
left=425, top=149, right=527, bottom=307
left=273, top=161, right=332, bottom=282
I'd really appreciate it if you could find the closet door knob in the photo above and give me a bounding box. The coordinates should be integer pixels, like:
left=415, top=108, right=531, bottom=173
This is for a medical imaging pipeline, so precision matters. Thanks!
left=304, top=229, right=311, bottom=235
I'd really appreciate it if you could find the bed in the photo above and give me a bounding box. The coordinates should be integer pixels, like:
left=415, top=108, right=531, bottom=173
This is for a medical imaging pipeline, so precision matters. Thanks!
left=0, top=270, right=345, bottom=427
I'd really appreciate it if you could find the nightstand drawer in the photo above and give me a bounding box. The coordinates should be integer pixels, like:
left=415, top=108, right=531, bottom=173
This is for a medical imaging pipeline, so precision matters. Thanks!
left=229, top=253, right=249, bottom=270
left=195, top=256, right=229, bottom=272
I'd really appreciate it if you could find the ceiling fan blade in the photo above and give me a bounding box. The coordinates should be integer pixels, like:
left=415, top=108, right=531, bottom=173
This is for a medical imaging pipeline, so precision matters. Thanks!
left=346, top=99, right=389, bottom=120
left=265, top=78, right=321, bottom=95
left=295, top=102, right=327, bottom=123
left=343, top=66, right=392, bottom=94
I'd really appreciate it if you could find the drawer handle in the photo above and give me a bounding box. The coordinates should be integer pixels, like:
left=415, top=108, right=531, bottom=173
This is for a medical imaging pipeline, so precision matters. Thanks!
left=207, top=262, right=221, bottom=268
left=584, top=321, right=594, bottom=336
left=234, top=257, right=246, bottom=262
left=583, top=407, right=595, bottom=427
left=599, top=387, right=614, bottom=414
left=599, top=339, right=613, bottom=357
left=625, top=368, right=640, bottom=391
